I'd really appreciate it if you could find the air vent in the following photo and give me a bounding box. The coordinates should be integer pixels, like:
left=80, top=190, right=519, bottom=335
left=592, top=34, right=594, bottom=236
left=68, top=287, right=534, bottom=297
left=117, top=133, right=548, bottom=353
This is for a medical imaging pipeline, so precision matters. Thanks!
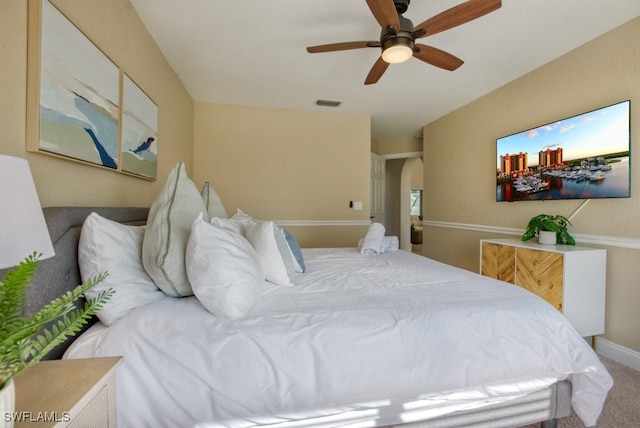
left=316, top=99, right=342, bottom=108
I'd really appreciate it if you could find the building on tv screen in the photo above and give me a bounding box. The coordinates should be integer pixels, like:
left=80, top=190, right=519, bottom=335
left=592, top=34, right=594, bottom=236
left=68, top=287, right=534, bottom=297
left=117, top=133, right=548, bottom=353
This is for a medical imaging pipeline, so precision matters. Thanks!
left=496, top=101, right=630, bottom=202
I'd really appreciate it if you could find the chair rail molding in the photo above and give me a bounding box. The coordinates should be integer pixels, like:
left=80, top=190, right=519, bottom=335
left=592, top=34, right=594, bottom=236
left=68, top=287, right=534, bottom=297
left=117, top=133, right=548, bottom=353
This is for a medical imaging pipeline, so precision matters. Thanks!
left=423, top=220, right=640, bottom=250
left=275, top=220, right=371, bottom=227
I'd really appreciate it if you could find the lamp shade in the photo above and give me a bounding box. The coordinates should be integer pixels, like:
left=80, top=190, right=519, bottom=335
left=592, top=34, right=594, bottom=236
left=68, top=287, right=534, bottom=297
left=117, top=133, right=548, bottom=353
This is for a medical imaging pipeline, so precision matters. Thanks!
left=0, top=155, right=55, bottom=269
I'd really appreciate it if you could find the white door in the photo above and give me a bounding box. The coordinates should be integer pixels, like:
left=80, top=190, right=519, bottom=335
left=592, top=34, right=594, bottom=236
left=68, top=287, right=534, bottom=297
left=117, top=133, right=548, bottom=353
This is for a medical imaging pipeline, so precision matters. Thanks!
left=371, top=153, right=385, bottom=224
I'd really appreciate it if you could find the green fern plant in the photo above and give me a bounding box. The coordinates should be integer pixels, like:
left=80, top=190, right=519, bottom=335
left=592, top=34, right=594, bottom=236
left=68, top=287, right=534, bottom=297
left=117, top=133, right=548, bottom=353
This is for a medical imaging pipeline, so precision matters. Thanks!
left=0, top=252, right=112, bottom=389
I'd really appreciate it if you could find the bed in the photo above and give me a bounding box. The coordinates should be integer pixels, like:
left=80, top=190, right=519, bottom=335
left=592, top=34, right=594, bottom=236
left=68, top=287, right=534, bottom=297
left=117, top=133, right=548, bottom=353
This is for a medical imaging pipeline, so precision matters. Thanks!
left=18, top=206, right=613, bottom=428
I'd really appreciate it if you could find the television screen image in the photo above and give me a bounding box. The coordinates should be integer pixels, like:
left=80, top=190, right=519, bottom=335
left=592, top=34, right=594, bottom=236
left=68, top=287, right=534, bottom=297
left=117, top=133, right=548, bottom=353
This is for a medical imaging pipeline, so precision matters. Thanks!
left=496, top=100, right=630, bottom=202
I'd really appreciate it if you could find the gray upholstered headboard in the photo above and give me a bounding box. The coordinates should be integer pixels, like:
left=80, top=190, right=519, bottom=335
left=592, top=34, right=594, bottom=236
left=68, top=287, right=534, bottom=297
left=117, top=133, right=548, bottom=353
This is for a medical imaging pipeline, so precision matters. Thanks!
left=0, top=206, right=149, bottom=360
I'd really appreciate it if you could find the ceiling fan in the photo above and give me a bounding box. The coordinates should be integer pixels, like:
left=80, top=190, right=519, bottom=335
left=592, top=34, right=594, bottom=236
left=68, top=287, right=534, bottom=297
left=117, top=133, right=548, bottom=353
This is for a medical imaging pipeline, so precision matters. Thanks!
left=306, top=0, right=501, bottom=85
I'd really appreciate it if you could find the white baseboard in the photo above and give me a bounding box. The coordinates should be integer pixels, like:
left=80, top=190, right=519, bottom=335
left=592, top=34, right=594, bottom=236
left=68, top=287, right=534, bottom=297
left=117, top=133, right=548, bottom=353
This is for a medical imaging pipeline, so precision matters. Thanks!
left=596, top=337, right=640, bottom=372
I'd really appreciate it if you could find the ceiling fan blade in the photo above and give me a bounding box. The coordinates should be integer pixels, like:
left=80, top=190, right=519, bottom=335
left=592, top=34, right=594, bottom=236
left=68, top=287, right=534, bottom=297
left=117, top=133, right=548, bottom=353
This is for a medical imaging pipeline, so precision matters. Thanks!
left=307, top=41, right=380, bottom=53
left=364, top=57, right=389, bottom=85
left=365, top=0, right=400, bottom=32
left=413, top=44, right=463, bottom=71
left=413, top=0, right=501, bottom=38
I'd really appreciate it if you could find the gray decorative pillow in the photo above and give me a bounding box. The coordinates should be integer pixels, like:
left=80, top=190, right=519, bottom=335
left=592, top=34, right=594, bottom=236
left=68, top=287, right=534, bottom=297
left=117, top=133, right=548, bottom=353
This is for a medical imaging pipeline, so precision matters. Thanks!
left=201, top=181, right=228, bottom=218
left=142, top=162, right=208, bottom=296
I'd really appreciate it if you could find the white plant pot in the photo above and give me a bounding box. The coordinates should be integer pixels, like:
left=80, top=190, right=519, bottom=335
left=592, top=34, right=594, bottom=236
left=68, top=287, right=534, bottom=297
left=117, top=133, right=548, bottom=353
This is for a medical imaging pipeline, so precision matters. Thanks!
left=0, top=380, right=15, bottom=428
left=538, top=230, right=557, bottom=245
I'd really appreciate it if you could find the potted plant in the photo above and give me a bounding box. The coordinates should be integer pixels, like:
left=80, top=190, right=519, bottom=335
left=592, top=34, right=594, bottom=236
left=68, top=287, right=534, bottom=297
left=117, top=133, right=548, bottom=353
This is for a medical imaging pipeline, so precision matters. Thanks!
left=0, top=253, right=112, bottom=421
left=521, top=214, right=575, bottom=245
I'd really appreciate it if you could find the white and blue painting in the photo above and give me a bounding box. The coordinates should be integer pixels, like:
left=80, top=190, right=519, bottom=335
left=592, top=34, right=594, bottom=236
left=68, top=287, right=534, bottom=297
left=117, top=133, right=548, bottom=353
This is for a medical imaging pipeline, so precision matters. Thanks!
left=39, top=0, right=119, bottom=169
left=121, top=75, right=158, bottom=179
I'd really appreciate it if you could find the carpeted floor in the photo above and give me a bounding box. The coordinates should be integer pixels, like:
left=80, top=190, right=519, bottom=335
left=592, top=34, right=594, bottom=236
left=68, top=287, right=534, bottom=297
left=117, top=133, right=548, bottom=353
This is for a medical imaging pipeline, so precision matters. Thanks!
left=523, top=356, right=640, bottom=427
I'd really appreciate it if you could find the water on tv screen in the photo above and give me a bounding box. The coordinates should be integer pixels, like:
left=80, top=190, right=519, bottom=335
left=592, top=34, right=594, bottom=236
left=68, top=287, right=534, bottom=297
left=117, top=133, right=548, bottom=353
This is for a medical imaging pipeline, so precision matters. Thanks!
left=496, top=100, right=630, bottom=202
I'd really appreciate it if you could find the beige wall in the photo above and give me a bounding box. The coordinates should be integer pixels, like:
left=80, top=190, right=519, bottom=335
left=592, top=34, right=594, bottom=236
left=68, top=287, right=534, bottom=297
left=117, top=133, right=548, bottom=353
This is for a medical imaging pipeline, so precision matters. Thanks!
left=384, top=158, right=404, bottom=237
left=0, top=0, right=194, bottom=207
left=374, top=135, right=422, bottom=156
left=193, top=103, right=371, bottom=247
left=411, top=159, right=423, bottom=189
left=422, top=17, right=640, bottom=353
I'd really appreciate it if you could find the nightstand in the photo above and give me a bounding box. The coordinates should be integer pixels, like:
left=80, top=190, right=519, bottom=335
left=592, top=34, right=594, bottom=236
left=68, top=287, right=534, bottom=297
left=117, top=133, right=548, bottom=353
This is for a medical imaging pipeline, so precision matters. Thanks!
left=13, top=357, right=122, bottom=428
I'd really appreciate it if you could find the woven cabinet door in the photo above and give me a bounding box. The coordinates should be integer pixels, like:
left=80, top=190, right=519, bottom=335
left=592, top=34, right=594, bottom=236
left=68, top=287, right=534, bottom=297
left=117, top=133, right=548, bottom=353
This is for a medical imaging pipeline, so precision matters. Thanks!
left=481, top=242, right=515, bottom=283
left=515, top=248, right=563, bottom=311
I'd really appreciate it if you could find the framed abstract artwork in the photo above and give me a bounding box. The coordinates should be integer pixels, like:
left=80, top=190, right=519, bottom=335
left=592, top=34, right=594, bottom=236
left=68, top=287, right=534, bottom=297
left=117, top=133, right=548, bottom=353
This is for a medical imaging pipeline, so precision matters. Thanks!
left=26, top=0, right=158, bottom=180
left=121, top=75, right=158, bottom=179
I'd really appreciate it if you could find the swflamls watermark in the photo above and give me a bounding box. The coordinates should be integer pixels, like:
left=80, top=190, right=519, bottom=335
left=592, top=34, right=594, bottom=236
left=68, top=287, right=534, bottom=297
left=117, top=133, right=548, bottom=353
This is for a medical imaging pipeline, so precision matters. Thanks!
left=3, top=411, right=71, bottom=423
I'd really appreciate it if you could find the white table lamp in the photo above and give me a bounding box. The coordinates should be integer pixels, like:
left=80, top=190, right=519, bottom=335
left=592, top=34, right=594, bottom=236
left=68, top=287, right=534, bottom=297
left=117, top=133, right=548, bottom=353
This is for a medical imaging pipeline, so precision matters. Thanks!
left=0, top=154, right=55, bottom=270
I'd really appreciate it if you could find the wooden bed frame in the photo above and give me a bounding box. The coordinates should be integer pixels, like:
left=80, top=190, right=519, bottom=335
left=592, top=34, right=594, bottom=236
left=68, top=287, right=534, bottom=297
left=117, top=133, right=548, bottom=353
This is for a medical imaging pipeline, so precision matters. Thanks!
left=3, top=206, right=572, bottom=428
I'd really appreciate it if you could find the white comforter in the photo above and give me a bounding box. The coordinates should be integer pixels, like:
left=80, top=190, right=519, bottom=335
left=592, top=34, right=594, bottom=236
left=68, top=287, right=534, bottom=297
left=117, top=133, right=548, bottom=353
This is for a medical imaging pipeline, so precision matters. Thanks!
left=65, top=248, right=612, bottom=428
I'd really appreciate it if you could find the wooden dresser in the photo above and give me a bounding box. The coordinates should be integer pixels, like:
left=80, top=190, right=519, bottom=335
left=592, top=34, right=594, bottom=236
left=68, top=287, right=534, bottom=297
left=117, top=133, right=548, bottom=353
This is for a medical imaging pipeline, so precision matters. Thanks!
left=480, top=238, right=606, bottom=337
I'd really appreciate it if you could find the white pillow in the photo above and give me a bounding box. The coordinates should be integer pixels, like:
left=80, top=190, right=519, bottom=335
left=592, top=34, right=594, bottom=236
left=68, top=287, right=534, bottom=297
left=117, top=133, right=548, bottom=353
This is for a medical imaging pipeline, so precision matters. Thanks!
left=211, top=209, right=255, bottom=236
left=211, top=208, right=257, bottom=237
left=201, top=181, right=227, bottom=218
left=228, top=208, right=254, bottom=236
left=210, top=216, right=244, bottom=235
left=186, top=214, right=264, bottom=319
left=142, top=162, right=208, bottom=297
left=245, top=220, right=294, bottom=286
left=79, top=212, right=165, bottom=326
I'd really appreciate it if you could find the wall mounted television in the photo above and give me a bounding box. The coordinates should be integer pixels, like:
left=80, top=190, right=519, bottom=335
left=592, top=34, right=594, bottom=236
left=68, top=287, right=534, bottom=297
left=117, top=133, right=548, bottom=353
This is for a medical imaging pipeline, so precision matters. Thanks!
left=496, top=100, right=630, bottom=202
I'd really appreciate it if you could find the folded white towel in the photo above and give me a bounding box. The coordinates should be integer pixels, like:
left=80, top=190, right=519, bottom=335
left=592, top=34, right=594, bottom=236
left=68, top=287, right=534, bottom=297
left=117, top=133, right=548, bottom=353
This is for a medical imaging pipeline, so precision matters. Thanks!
left=383, top=236, right=399, bottom=252
left=359, top=222, right=386, bottom=255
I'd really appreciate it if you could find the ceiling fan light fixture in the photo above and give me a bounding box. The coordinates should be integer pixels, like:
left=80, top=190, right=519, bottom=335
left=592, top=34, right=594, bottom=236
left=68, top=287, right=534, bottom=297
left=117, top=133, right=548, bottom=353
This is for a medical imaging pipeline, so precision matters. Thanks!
left=306, top=0, right=502, bottom=83
left=382, top=44, right=413, bottom=64
left=381, top=35, right=413, bottom=64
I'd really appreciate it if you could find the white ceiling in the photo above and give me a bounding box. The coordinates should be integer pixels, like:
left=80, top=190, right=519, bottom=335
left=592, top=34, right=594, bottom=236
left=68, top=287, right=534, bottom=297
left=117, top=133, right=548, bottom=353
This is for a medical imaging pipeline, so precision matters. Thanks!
left=129, top=0, right=640, bottom=141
